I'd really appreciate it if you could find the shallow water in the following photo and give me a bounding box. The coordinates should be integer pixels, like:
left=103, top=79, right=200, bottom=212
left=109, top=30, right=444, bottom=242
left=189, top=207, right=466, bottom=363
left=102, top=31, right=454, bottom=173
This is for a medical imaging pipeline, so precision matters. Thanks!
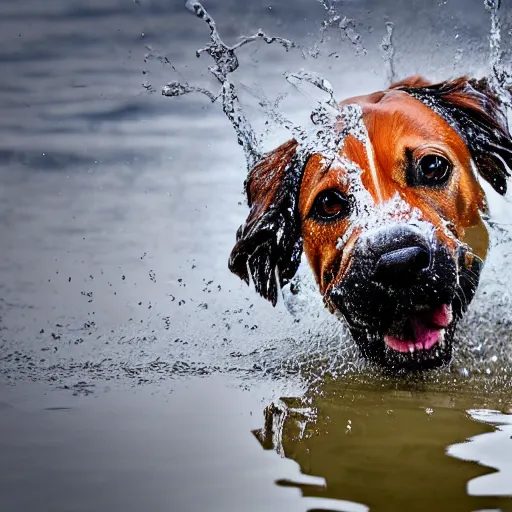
left=1, top=0, right=512, bottom=510
left=1, top=377, right=512, bottom=512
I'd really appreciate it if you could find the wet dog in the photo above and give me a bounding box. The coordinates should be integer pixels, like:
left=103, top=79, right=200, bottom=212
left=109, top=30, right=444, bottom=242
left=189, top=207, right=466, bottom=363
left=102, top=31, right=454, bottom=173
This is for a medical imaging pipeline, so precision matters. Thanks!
left=228, top=76, right=512, bottom=371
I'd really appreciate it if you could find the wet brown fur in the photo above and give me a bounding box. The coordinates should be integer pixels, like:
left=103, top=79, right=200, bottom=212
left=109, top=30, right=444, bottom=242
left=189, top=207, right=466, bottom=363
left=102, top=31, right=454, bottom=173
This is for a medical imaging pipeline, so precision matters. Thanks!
left=229, top=76, right=511, bottom=306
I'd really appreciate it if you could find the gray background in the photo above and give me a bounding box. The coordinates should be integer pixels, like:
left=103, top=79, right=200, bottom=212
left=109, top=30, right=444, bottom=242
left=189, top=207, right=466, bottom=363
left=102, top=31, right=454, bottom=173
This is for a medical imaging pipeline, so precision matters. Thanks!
left=1, top=2, right=512, bottom=512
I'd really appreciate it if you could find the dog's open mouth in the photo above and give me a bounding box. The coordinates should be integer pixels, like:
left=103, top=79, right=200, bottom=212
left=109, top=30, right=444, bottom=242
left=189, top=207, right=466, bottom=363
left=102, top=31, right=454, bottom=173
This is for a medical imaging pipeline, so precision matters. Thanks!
left=383, top=303, right=453, bottom=354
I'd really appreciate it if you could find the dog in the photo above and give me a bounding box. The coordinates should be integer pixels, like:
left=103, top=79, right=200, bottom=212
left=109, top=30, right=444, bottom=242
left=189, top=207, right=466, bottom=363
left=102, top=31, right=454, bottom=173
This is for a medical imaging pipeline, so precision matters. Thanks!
left=228, top=76, right=512, bottom=371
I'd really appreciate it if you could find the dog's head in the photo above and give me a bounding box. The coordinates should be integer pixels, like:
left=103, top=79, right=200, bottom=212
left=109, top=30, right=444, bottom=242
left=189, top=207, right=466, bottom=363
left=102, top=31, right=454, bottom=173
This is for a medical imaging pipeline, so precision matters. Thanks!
left=229, top=76, right=512, bottom=371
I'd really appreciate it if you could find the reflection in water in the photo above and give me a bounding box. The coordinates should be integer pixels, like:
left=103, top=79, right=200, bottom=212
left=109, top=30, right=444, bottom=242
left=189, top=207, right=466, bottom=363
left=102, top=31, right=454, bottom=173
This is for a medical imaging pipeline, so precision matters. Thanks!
left=0, top=378, right=372, bottom=512
left=255, top=376, right=512, bottom=511
left=449, top=409, right=512, bottom=497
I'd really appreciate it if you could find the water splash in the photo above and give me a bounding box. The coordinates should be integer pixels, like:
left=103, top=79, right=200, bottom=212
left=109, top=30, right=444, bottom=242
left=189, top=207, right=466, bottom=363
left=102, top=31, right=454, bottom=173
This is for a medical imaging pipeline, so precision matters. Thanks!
left=161, top=1, right=371, bottom=174
left=380, top=22, right=396, bottom=85
left=188, top=0, right=297, bottom=82
left=162, top=81, right=217, bottom=102
left=253, top=69, right=367, bottom=168
left=161, top=0, right=512, bottom=382
left=485, top=0, right=512, bottom=108
left=162, top=1, right=299, bottom=169
left=144, top=44, right=178, bottom=72
left=285, top=69, right=338, bottom=108
left=317, top=0, right=366, bottom=56
left=159, top=3, right=373, bottom=382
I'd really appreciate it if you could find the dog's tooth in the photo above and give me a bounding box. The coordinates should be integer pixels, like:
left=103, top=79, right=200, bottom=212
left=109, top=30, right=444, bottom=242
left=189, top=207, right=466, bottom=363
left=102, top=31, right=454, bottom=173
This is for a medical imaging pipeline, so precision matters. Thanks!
left=438, top=329, right=446, bottom=348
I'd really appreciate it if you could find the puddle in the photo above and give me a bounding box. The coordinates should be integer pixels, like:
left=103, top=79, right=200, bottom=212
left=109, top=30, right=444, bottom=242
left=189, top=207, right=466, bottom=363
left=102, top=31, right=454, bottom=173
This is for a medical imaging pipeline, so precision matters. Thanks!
left=1, top=376, right=512, bottom=511
left=1, top=0, right=512, bottom=510
left=256, top=375, right=512, bottom=511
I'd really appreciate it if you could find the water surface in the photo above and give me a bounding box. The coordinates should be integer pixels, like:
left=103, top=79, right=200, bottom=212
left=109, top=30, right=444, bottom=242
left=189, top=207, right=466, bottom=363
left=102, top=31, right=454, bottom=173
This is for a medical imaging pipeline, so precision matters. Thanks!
left=1, top=0, right=512, bottom=510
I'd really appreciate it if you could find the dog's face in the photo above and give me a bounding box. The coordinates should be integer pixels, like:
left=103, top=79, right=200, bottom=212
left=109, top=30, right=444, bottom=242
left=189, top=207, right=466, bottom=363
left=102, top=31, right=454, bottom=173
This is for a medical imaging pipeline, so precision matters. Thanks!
left=229, top=76, right=512, bottom=371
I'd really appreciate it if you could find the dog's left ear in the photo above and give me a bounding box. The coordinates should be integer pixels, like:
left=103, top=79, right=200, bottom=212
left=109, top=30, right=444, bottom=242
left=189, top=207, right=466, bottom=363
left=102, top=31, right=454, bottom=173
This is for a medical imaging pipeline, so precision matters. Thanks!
left=400, top=77, right=512, bottom=195
left=228, top=139, right=304, bottom=306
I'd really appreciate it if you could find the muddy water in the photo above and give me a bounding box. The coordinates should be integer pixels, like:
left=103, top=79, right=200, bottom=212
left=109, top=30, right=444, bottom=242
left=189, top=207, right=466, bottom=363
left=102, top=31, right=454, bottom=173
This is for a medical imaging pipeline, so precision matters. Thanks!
left=1, top=0, right=512, bottom=510
left=1, top=377, right=512, bottom=512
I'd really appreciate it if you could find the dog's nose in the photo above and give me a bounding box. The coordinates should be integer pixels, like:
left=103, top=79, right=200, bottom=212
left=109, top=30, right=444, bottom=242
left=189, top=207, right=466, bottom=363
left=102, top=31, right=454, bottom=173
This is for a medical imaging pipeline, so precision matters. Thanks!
left=363, top=225, right=432, bottom=286
left=374, top=245, right=430, bottom=284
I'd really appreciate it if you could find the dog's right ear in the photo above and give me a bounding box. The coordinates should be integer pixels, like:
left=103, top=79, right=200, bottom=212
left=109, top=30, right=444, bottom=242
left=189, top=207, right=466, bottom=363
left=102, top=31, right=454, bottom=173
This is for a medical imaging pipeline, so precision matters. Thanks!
left=398, top=76, right=512, bottom=196
left=228, top=139, right=304, bottom=306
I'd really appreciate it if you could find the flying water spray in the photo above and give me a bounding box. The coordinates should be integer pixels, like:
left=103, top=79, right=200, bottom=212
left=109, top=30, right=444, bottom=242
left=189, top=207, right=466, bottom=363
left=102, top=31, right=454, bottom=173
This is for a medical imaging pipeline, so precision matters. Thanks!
left=161, top=0, right=512, bottom=380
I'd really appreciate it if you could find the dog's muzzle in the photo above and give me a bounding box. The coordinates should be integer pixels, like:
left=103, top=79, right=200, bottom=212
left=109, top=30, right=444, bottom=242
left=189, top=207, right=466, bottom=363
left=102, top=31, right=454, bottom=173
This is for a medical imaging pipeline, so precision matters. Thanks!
left=328, top=223, right=475, bottom=371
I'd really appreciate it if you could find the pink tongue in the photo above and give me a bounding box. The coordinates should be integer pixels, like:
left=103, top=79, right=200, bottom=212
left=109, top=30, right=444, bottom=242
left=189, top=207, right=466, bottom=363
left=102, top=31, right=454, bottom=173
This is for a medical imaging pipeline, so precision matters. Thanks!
left=384, top=304, right=452, bottom=353
left=431, top=303, right=452, bottom=328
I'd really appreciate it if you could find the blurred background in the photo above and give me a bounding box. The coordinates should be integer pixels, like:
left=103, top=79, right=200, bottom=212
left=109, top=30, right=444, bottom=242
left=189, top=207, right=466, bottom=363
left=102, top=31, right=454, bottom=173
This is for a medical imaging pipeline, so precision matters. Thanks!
left=1, top=2, right=512, bottom=511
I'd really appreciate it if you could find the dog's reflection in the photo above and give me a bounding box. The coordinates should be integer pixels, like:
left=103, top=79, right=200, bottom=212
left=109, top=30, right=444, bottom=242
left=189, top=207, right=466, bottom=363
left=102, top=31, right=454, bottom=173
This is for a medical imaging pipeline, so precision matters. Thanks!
left=254, top=378, right=511, bottom=512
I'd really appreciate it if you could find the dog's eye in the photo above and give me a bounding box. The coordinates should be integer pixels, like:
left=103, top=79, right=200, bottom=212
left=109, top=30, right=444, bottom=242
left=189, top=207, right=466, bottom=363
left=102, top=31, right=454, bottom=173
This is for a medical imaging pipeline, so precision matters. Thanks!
left=311, top=190, right=350, bottom=222
left=417, top=154, right=452, bottom=185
